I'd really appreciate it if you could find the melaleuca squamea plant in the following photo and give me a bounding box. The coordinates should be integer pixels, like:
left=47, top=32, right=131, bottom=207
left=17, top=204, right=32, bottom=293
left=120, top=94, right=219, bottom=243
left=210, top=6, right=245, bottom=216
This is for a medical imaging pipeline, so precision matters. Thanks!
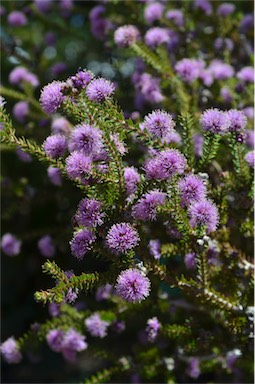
left=0, top=1, right=254, bottom=382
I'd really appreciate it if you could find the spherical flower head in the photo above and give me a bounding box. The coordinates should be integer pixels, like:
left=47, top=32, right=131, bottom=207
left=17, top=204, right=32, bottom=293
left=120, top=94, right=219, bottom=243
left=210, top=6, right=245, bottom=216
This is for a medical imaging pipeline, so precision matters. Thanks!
left=114, top=25, right=140, bottom=47
left=138, top=73, right=164, bottom=104
left=86, top=78, right=115, bottom=103
left=208, top=60, right=234, bottom=80
left=124, top=166, right=140, bottom=195
left=12, top=101, right=29, bottom=123
left=189, top=199, right=219, bottom=233
left=243, top=107, right=254, bottom=120
left=185, top=252, right=197, bottom=269
left=214, top=37, right=234, bottom=52
left=145, top=27, right=170, bottom=48
left=144, top=2, right=164, bottom=24
left=145, top=149, right=187, bottom=180
left=75, top=198, right=104, bottom=227
left=237, top=67, right=254, bottom=83
left=178, top=174, right=207, bottom=206
left=244, top=151, right=254, bottom=168
left=51, top=117, right=72, bottom=136
left=70, top=229, right=96, bottom=260
left=193, top=134, right=204, bottom=157
left=200, top=108, right=230, bottom=135
left=240, top=14, right=254, bottom=33
left=85, top=313, right=110, bottom=338
left=146, top=317, right=161, bottom=342
left=61, top=329, right=87, bottom=352
left=65, top=151, right=92, bottom=182
left=106, top=223, right=140, bottom=254
left=175, top=58, right=204, bottom=83
left=46, top=329, right=65, bottom=352
left=40, top=81, right=65, bottom=114
left=217, top=3, right=235, bottom=17
left=220, top=87, right=233, bottom=103
left=43, top=134, right=67, bottom=159
left=9, top=66, right=28, bottom=85
left=149, top=239, right=161, bottom=260
left=47, top=166, right=62, bottom=186
left=38, top=235, right=55, bottom=258
left=70, top=69, right=94, bottom=89
left=132, top=190, right=166, bottom=221
left=165, top=10, right=184, bottom=27
left=115, top=268, right=151, bottom=303
left=1, top=233, right=21, bottom=256
left=7, top=11, right=27, bottom=27
left=96, top=283, right=113, bottom=301
left=194, top=0, right=212, bottom=15
left=69, top=123, right=103, bottom=157
left=34, top=0, right=53, bottom=13
left=187, top=358, right=201, bottom=379
left=0, top=337, right=22, bottom=364
left=226, top=109, right=247, bottom=133
left=142, top=110, right=175, bottom=139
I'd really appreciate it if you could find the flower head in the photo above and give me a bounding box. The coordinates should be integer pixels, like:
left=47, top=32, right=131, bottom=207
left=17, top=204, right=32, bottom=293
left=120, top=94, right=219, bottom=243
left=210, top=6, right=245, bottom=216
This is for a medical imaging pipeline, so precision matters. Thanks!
left=226, top=109, right=247, bottom=133
left=61, top=329, right=87, bottom=353
left=184, top=252, right=197, bottom=269
left=244, top=151, right=254, bottom=168
left=7, top=11, right=27, bottom=27
left=46, top=329, right=65, bottom=352
left=165, top=10, right=184, bottom=27
left=96, top=283, right=113, bottom=301
left=217, top=3, right=235, bottom=17
left=51, top=117, right=71, bottom=136
left=200, top=108, right=230, bottom=134
left=237, top=67, right=254, bottom=83
left=175, top=58, right=205, bottom=83
left=189, top=200, right=219, bottom=233
left=132, top=190, right=166, bottom=221
left=1, top=233, right=21, bottom=256
left=40, top=81, right=65, bottom=114
left=43, top=134, right=67, bottom=159
left=75, top=198, right=104, bottom=227
left=70, top=229, right=96, bottom=260
left=70, top=69, right=94, bottom=89
left=208, top=60, right=234, bottom=81
left=142, top=110, right=175, bottom=139
left=0, top=337, right=22, bottom=364
left=187, top=358, right=201, bottom=379
left=144, top=149, right=187, bottom=180
left=13, top=101, right=29, bottom=122
left=85, top=313, right=110, bottom=338
left=106, top=223, right=140, bottom=254
left=38, top=235, right=55, bottom=258
left=47, top=166, right=62, bottom=186
left=124, top=166, right=140, bottom=195
left=115, top=268, right=151, bottom=302
left=65, top=151, right=92, bottom=182
left=145, top=27, right=170, bottom=48
left=114, top=25, right=139, bottom=47
left=86, top=78, right=115, bottom=103
left=178, top=174, right=207, bottom=206
left=146, top=317, right=161, bottom=342
left=69, top=123, right=103, bottom=157
left=149, top=240, right=161, bottom=260
left=144, top=2, right=164, bottom=24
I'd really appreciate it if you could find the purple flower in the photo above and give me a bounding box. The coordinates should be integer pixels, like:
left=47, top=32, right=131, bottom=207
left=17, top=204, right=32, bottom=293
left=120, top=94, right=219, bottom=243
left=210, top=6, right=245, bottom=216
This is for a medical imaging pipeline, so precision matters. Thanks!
left=184, top=252, right=197, bottom=269
left=48, top=303, right=60, bottom=317
left=227, top=110, right=247, bottom=133
left=245, top=130, right=254, bottom=148
left=208, top=60, right=234, bottom=80
left=96, top=283, right=113, bottom=301
left=149, top=240, right=161, bottom=260
left=40, top=81, right=65, bottom=114
left=141, top=110, right=175, bottom=139
left=145, top=27, right=170, bottom=48
left=51, top=117, right=71, bottom=136
left=69, top=123, right=103, bottom=157
left=9, top=66, right=39, bottom=87
left=217, top=3, right=235, bottom=17
left=178, top=174, right=207, bottom=206
left=244, top=151, right=254, bottom=168
left=188, top=199, right=219, bottom=233
left=0, top=337, right=22, bottom=364
left=187, top=357, right=201, bottom=379
left=164, top=131, right=182, bottom=145
left=115, top=268, right=151, bottom=302
left=106, top=223, right=140, bottom=254
left=47, top=166, right=62, bottom=186
left=124, top=167, right=140, bottom=195
left=165, top=10, right=184, bottom=27
left=194, top=0, right=212, bottom=15
left=12, top=101, right=29, bottom=123
left=214, top=37, right=234, bottom=52
left=112, top=321, right=126, bottom=333
left=7, top=11, right=27, bottom=27
left=1, top=233, right=21, bottom=256
left=193, top=134, right=204, bottom=157
left=220, top=87, right=233, bottom=103
left=136, top=73, right=164, bottom=104
left=114, top=25, right=140, bottom=47
left=86, top=78, right=115, bottom=103
left=85, top=313, right=110, bottom=338
left=38, top=235, right=55, bottom=258
left=46, top=329, right=65, bottom=352
left=242, top=107, right=254, bottom=120
left=65, top=151, right=92, bottom=182
left=70, top=229, right=96, bottom=260
left=16, top=147, right=32, bottom=163
left=144, top=149, right=187, bottom=180
left=175, top=58, right=205, bottom=83
left=145, top=317, right=161, bottom=342
left=43, top=134, right=67, bottom=159
left=89, top=5, right=111, bottom=41
left=132, top=190, right=166, bottom=221
left=237, top=67, right=254, bottom=83
left=200, top=108, right=230, bottom=135
left=61, top=328, right=87, bottom=356
left=34, top=0, right=53, bottom=12
left=240, top=14, right=254, bottom=33
left=70, top=69, right=94, bottom=89
left=75, top=198, right=104, bottom=227
left=144, top=2, right=164, bottom=24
